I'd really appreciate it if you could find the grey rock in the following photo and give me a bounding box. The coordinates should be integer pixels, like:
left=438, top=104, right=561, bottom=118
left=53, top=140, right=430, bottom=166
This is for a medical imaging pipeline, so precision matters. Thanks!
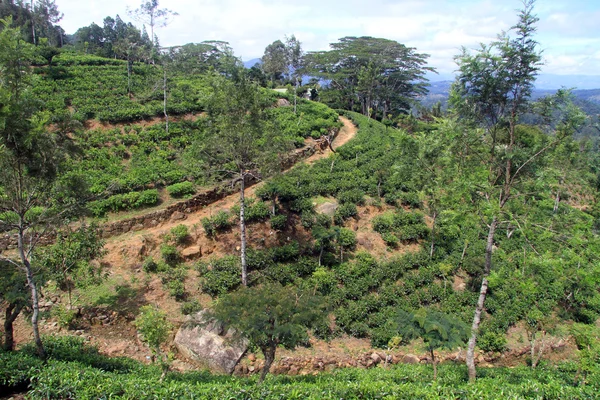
left=402, top=354, right=420, bottom=364
left=171, top=211, right=186, bottom=221
left=174, top=311, right=248, bottom=374
left=316, top=201, right=338, bottom=217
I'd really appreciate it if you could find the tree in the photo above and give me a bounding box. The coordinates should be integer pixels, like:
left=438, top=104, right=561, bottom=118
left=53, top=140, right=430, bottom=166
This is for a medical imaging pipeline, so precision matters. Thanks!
left=0, top=260, right=28, bottom=351
left=209, top=282, right=325, bottom=383
left=450, top=0, right=584, bottom=381
left=128, top=0, right=177, bottom=50
left=285, top=35, right=303, bottom=113
left=395, top=309, right=468, bottom=380
left=195, top=72, right=292, bottom=286
left=261, top=39, right=287, bottom=85
left=38, top=224, right=106, bottom=310
left=134, top=305, right=173, bottom=378
left=0, top=18, right=83, bottom=358
left=304, top=36, right=433, bottom=118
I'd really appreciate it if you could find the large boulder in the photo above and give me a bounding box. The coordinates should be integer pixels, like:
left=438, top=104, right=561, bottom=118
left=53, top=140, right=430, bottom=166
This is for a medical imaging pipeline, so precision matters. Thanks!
left=174, top=311, right=248, bottom=374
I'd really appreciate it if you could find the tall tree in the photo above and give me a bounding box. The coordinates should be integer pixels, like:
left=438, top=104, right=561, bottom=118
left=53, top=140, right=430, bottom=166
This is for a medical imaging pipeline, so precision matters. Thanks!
left=0, top=18, right=82, bottom=358
left=450, top=0, right=585, bottom=381
left=261, top=39, right=288, bottom=85
left=285, top=34, right=303, bottom=113
left=304, top=36, right=433, bottom=118
left=194, top=72, right=292, bottom=286
left=127, top=0, right=177, bottom=50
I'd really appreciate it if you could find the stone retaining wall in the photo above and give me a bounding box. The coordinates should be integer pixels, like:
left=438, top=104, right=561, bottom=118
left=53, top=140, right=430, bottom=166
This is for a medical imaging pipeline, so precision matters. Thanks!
left=0, top=136, right=333, bottom=251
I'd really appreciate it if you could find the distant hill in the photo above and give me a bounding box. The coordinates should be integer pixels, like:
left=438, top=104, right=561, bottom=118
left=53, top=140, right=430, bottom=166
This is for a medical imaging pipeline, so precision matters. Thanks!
left=420, top=81, right=600, bottom=115
left=243, top=58, right=261, bottom=68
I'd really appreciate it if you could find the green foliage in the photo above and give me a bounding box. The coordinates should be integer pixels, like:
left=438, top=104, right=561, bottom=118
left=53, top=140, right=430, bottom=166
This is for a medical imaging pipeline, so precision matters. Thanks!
left=478, top=330, right=508, bottom=353
left=142, top=257, right=159, bottom=273
left=372, top=210, right=428, bottom=242
left=232, top=199, right=271, bottom=223
left=394, top=308, right=469, bottom=379
left=269, top=214, right=287, bottom=230
left=134, top=305, right=173, bottom=364
left=180, top=300, right=203, bottom=316
left=197, top=256, right=240, bottom=297
left=333, top=203, right=357, bottom=226
left=160, top=266, right=189, bottom=301
left=201, top=211, right=232, bottom=237
left=88, top=189, right=159, bottom=217
left=168, top=224, right=189, bottom=245
left=304, top=37, right=433, bottom=118
left=166, top=181, right=195, bottom=198
left=160, top=244, right=180, bottom=266
left=1, top=335, right=598, bottom=399
left=209, top=282, right=325, bottom=381
left=337, top=189, right=366, bottom=205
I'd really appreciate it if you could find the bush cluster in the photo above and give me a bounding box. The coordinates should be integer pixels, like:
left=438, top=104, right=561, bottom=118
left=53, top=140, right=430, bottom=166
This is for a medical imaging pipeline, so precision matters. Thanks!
left=166, top=182, right=196, bottom=198
left=88, top=189, right=159, bottom=217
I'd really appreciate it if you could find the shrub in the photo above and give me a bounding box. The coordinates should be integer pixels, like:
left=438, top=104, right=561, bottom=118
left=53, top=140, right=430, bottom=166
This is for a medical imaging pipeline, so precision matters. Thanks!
left=160, top=244, right=180, bottom=266
left=338, top=228, right=357, bottom=249
left=337, top=189, right=366, bottom=205
left=142, top=257, right=159, bottom=273
left=169, top=224, right=190, bottom=245
left=201, top=211, right=231, bottom=237
left=246, top=201, right=271, bottom=222
left=478, top=330, right=508, bottom=353
left=372, top=213, right=395, bottom=233
left=180, top=300, right=203, bottom=315
left=334, top=203, right=358, bottom=225
left=197, top=256, right=240, bottom=297
left=270, top=214, right=288, bottom=230
left=166, top=181, right=195, bottom=198
left=270, top=241, right=300, bottom=262
left=381, top=232, right=399, bottom=247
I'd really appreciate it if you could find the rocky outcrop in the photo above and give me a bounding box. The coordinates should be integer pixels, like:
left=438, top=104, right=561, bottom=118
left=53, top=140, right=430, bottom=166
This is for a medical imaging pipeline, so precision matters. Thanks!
left=174, top=311, right=248, bottom=375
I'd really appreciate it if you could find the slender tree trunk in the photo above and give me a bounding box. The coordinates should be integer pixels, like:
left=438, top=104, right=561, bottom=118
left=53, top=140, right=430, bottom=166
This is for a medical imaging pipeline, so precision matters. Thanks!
left=239, top=172, right=248, bottom=286
left=293, top=78, right=298, bottom=114
left=18, top=227, right=45, bottom=358
left=127, top=58, right=132, bottom=96
left=466, top=216, right=497, bottom=382
left=259, top=343, right=277, bottom=384
left=430, top=347, right=437, bottom=381
left=30, top=0, right=36, bottom=45
left=163, top=67, right=169, bottom=134
left=429, top=211, right=437, bottom=259
left=3, top=303, right=22, bottom=351
left=553, top=190, right=560, bottom=213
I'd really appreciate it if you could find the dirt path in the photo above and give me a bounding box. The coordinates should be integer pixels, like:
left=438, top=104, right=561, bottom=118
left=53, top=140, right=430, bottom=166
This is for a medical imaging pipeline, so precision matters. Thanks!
left=100, top=116, right=358, bottom=278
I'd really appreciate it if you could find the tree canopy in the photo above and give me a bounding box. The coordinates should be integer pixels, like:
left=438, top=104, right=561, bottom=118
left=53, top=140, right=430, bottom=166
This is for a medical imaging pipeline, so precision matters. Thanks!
left=305, top=36, right=434, bottom=118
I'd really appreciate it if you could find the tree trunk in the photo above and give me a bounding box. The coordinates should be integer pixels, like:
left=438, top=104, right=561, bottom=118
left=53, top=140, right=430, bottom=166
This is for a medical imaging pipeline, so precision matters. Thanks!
left=430, top=347, right=437, bottom=381
left=163, top=67, right=169, bottom=134
left=553, top=190, right=560, bottom=213
left=429, top=211, right=437, bottom=259
left=127, top=58, right=132, bottom=96
left=466, top=216, right=497, bottom=382
left=3, top=303, right=22, bottom=351
left=30, top=0, right=36, bottom=45
left=239, top=172, right=248, bottom=286
left=293, top=78, right=298, bottom=114
left=259, top=343, right=277, bottom=384
left=18, top=227, right=45, bottom=358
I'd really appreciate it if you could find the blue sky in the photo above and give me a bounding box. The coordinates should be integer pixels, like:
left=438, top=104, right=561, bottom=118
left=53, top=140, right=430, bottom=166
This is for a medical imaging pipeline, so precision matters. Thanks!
left=55, top=0, right=600, bottom=78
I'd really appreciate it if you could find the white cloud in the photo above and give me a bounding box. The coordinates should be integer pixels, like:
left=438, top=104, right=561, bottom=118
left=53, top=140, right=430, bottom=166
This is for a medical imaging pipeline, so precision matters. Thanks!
left=54, top=0, right=600, bottom=76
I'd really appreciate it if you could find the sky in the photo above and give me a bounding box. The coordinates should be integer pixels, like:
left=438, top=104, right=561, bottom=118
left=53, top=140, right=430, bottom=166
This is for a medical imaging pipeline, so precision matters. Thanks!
left=54, top=0, right=600, bottom=80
